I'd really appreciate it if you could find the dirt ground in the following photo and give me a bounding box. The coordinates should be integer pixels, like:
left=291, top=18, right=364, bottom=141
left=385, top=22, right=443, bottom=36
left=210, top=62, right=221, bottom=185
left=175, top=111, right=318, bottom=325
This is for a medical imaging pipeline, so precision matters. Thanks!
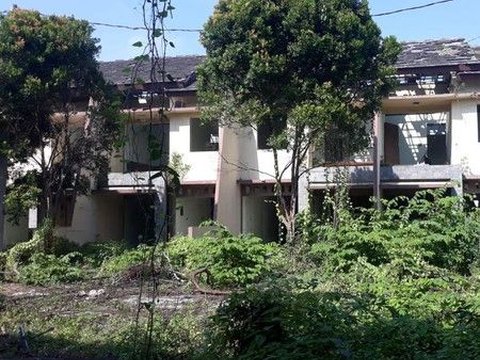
left=0, top=278, right=223, bottom=359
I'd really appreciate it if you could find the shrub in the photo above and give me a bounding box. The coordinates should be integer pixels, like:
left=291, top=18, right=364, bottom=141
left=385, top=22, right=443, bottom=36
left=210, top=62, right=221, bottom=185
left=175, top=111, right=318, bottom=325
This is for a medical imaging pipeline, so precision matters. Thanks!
left=18, top=252, right=85, bottom=285
left=100, top=244, right=154, bottom=275
left=4, top=220, right=80, bottom=281
left=200, top=280, right=480, bottom=360
left=307, top=190, right=480, bottom=276
left=80, top=240, right=128, bottom=267
left=167, top=232, right=285, bottom=288
left=0, top=251, right=6, bottom=279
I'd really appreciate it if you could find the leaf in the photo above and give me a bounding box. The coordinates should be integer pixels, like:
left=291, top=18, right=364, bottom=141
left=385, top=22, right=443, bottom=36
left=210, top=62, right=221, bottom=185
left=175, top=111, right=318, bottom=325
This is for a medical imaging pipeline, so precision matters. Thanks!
left=132, top=41, right=143, bottom=47
left=169, top=41, right=175, bottom=48
left=133, top=54, right=149, bottom=61
left=153, top=29, right=163, bottom=38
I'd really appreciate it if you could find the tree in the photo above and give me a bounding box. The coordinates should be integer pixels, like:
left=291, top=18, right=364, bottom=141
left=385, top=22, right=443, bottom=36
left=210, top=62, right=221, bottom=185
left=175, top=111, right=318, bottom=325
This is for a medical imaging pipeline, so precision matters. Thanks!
left=197, top=0, right=400, bottom=242
left=0, top=8, right=120, bottom=248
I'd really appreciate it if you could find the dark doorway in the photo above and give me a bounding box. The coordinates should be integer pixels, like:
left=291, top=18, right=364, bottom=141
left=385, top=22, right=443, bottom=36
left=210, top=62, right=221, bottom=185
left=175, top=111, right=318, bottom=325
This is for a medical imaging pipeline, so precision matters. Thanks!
left=124, top=194, right=156, bottom=246
left=427, top=123, right=447, bottom=165
left=384, top=122, right=400, bottom=165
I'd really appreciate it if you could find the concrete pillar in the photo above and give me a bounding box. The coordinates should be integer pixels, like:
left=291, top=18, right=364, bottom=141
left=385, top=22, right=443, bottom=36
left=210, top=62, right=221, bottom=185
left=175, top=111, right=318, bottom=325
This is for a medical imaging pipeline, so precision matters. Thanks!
left=373, top=112, right=382, bottom=209
left=153, top=183, right=167, bottom=242
left=214, top=126, right=242, bottom=233
left=298, top=171, right=310, bottom=212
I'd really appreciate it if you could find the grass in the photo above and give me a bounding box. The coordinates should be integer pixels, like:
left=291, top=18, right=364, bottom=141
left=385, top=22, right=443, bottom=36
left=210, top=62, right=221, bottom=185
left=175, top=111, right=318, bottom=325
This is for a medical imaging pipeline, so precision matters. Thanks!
left=0, top=278, right=217, bottom=359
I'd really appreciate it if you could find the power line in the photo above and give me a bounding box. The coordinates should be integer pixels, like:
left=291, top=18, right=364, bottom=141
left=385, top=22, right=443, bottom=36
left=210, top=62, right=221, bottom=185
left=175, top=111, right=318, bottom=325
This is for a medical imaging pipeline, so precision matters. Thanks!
left=2, top=0, right=456, bottom=33
left=373, top=0, right=454, bottom=17
left=89, top=21, right=202, bottom=33
left=0, top=9, right=201, bottom=33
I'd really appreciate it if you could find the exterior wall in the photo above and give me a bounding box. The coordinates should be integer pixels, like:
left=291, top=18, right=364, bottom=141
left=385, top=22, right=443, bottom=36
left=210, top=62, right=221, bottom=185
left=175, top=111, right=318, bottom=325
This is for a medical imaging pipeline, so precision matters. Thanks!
left=169, top=114, right=219, bottom=182
left=175, top=197, right=212, bottom=235
left=450, top=100, right=480, bottom=176
left=241, top=196, right=278, bottom=242
left=56, top=195, right=98, bottom=245
left=384, top=112, right=449, bottom=165
left=4, top=216, right=29, bottom=248
left=237, top=127, right=291, bottom=181
left=56, top=194, right=124, bottom=245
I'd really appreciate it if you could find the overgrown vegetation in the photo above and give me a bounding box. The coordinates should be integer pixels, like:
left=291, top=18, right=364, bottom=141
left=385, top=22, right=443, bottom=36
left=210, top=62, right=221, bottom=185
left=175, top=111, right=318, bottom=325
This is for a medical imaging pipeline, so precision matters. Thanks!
left=168, top=230, right=285, bottom=288
left=2, top=190, right=480, bottom=358
left=199, top=189, right=480, bottom=359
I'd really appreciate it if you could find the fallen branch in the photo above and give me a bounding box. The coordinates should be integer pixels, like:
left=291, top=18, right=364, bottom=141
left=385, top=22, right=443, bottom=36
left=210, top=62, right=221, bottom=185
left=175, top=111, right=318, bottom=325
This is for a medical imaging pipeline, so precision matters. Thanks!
left=190, top=268, right=231, bottom=296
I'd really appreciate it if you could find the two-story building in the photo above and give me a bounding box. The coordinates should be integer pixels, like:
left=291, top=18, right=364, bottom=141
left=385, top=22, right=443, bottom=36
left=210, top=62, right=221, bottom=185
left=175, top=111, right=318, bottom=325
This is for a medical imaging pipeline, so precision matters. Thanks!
left=4, top=38, right=480, bottom=246
left=299, top=39, right=480, bottom=211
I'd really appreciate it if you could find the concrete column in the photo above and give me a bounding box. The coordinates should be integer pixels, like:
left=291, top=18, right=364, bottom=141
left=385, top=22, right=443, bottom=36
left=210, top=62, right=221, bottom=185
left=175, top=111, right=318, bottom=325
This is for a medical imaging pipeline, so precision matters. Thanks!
left=153, top=182, right=167, bottom=242
left=214, top=126, right=242, bottom=233
left=297, top=172, right=310, bottom=212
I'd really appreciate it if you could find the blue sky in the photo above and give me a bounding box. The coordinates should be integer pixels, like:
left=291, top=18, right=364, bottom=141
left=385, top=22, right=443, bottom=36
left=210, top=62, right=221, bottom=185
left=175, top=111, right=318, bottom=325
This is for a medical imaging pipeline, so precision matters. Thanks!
left=2, top=0, right=479, bottom=61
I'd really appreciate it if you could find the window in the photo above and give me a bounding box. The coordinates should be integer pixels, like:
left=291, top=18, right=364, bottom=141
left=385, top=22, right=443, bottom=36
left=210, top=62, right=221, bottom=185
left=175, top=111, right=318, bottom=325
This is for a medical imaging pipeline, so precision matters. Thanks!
left=190, top=118, right=219, bottom=151
left=124, top=123, right=169, bottom=172
left=320, top=127, right=350, bottom=163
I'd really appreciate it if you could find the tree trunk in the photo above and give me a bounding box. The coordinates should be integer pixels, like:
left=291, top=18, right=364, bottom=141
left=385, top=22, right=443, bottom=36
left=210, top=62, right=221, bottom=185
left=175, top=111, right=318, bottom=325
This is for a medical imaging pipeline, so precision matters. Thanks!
left=37, top=189, right=49, bottom=227
left=0, top=154, right=7, bottom=250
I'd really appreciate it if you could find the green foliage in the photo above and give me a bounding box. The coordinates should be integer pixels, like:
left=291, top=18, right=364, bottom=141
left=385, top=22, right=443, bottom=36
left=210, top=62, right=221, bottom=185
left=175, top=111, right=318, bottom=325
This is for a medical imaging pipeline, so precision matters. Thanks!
left=198, top=0, right=401, bottom=242
left=198, top=190, right=480, bottom=359
left=4, top=221, right=50, bottom=277
left=116, top=312, right=204, bottom=360
left=0, top=8, right=101, bottom=158
left=0, top=251, right=6, bottom=278
left=170, top=151, right=191, bottom=181
left=100, top=244, right=154, bottom=275
left=80, top=240, right=128, bottom=267
left=168, top=232, right=285, bottom=288
left=307, top=189, right=480, bottom=276
left=4, top=182, right=40, bottom=225
left=18, top=252, right=85, bottom=285
left=2, top=220, right=83, bottom=282
left=200, top=278, right=480, bottom=360
left=0, top=8, right=121, bottom=229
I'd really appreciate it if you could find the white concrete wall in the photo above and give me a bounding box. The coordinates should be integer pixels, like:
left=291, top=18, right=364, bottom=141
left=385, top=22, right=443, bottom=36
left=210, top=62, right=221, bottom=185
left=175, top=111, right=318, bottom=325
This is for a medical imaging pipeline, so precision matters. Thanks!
left=215, top=126, right=242, bottom=233
left=4, top=216, right=29, bottom=248
left=175, top=197, right=212, bottom=235
left=384, top=112, right=449, bottom=165
left=56, top=195, right=98, bottom=245
left=237, top=126, right=291, bottom=181
left=451, top=100, right=480, bottom=175
left=169, top=114, right=219, bottom=182
left=56, top=194, right=125, bottom=245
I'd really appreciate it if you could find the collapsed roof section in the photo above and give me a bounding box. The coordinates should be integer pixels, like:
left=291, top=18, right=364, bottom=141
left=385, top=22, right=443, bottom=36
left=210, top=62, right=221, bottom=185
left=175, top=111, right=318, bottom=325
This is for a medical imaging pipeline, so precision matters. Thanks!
left=98, top=39, right=480, bottom=92
left=99, top=55, right=205, bottom=90
left=396, top=38, right=480, bottom=69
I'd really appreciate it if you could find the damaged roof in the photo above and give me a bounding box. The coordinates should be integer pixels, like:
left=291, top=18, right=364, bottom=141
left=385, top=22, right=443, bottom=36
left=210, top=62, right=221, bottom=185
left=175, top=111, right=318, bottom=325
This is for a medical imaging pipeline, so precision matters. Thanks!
left=99, top=39, right=480, bottom=85
left=396, top=38, right=480, bottom=69
left=99, top=55, right=205, bottom=86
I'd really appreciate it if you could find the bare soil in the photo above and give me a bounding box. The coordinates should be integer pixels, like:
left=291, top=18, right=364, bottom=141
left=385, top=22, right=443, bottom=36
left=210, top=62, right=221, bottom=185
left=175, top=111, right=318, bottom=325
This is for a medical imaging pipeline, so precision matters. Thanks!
left=0, top=278, right=223, bottom=359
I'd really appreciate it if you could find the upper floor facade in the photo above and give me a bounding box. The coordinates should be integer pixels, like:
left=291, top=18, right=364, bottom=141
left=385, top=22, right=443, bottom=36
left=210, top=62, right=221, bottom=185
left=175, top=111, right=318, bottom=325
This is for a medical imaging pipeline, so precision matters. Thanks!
left=8, top=38, right=480, bottom=246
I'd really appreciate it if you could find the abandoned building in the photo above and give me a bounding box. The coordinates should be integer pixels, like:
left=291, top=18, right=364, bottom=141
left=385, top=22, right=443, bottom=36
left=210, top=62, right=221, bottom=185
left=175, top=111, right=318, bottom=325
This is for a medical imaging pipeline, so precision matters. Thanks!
left=4, top=38, right=480, bottom=247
